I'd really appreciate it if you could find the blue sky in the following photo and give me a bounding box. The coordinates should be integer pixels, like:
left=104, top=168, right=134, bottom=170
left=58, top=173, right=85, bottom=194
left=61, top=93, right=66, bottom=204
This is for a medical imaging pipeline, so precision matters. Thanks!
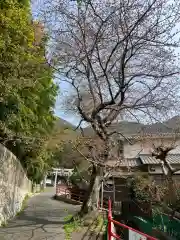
left=54, top=80, right=81, bottom=126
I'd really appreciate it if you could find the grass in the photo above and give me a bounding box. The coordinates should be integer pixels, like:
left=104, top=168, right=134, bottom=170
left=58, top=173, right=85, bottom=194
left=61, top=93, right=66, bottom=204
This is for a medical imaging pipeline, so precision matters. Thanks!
left=16, top=194, right=30, bottom=216
left=64, top=214, right=82, bottom=240
left=1, top=220, right=7, bottom=227
left=63, top=210, right=107, bottom=240
left=89, top=215, right=105, bottom=233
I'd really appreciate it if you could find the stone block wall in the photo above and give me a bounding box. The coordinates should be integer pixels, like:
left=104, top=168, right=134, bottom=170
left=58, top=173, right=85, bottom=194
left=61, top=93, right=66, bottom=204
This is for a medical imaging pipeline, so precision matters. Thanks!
left=0, top=144, right=32, bottom=225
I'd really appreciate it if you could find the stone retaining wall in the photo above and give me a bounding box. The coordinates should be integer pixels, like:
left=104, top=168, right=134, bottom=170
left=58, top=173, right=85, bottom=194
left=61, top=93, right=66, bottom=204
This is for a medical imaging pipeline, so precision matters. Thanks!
left=0, top=144, right=32, bottom=225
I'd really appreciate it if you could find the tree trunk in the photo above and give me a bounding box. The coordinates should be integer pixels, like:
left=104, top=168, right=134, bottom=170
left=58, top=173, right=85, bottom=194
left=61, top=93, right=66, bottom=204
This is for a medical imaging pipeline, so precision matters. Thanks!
left=79, top=164, right=100, bottom=216
left=166, top=176, right=176, bottom=206
left=79, top=138, right=109, bottom=217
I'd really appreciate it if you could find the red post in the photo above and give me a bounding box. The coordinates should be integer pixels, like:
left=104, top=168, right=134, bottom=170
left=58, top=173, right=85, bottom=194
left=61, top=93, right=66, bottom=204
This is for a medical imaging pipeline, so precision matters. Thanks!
left=108, top=199, right=112, bottom=240
left=107, top=198, right=157, bottom=240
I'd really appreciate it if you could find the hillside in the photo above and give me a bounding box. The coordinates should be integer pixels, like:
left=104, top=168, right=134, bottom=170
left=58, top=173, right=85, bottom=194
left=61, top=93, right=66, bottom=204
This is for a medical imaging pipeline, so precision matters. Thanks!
left=83, top=116, right=180, bottom=137
left=47, top=116, right=180, bottom=169
left=54, top=117, right=75, bottom=130
left=47, top=117, right=79, bottom=148
left=46, top=117, right=87, bottom=169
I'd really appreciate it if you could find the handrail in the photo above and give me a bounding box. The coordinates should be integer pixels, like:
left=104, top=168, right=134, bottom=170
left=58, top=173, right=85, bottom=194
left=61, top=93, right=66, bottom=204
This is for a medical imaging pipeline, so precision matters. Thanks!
left=57, top=186, right=158, bottom=239
left=108, top=199, right=158, bottom=240
left=56, top=185, right=86, bottom=202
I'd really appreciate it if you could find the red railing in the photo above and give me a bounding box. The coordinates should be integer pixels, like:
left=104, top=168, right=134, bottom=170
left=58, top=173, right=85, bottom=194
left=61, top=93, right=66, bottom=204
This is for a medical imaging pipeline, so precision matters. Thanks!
left=56, top=185, right=86, bottom=203
left=56, top=185, right=71, bottom=196
left=108, top=199, right=157, bottom=240
left=56, top=186, right=157, bottom=239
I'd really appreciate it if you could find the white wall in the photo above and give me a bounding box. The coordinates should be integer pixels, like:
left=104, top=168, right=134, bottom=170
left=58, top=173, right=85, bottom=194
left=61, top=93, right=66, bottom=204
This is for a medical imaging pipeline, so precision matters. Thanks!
left=0, top=144, right=32, bottom=225
left=148, top=165, right=164, bottom=174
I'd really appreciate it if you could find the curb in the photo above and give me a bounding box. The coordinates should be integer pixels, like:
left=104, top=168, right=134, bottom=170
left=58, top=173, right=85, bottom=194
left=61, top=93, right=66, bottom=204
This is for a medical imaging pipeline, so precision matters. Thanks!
left=54, top=195, right=82, bottom=205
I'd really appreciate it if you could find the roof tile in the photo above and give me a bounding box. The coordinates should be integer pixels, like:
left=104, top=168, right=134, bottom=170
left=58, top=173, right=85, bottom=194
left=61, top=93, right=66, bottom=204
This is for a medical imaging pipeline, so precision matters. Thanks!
left=106, top=158, right=141, bottom=167
left=139, top=154, right=180, bottom=165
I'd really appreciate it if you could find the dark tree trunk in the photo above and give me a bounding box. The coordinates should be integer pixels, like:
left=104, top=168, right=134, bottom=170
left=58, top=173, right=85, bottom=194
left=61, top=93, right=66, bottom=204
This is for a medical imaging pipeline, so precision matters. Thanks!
left=79, top=164, right=100, bottom=216
left=79, top=138, right=109, bottom=217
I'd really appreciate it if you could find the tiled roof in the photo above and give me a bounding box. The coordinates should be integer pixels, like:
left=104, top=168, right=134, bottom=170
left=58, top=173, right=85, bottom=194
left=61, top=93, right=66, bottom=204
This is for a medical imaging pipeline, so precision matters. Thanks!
left=139, top=154, right=180, bottom=165
left=106, top=154, right=180, bottom=168
left=119, top=158, right=141, bottom=167
left=110, top=171, right=134, bottom=177
left=106, top=158, right=141, bottom=168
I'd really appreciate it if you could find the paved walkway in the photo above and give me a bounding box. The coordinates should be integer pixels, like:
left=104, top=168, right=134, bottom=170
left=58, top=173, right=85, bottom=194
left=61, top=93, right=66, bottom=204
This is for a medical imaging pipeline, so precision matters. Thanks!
left=0, top=188, right=80, bottom=240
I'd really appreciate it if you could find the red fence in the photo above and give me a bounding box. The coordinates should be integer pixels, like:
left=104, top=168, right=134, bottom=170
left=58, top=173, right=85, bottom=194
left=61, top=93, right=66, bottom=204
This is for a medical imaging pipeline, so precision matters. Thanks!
left=56, top=185, right=71, bottom=196
left=56, top=185, right=158, bottom=240
left=56, top=184, right=86, bottom=203
left=108, top=199, right=157, bottom=240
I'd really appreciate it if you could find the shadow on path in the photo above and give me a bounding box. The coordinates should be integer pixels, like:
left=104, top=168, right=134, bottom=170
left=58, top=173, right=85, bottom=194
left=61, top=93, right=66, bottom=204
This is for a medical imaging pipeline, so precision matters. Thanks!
left=0, top=188, right=80, bottom=240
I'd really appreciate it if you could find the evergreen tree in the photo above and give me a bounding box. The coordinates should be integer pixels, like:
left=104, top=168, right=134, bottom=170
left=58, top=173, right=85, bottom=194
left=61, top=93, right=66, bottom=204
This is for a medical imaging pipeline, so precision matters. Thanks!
left=0, top=0, right=58, bottom=181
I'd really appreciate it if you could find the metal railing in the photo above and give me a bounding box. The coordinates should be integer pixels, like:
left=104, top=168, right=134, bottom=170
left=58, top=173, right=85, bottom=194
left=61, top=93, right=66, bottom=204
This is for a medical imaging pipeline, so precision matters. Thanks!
left=56, top=185, right=85, bottom=203
left=108, top=199, right=157, bottom=240
left=56, top=185, right=158, bottom=239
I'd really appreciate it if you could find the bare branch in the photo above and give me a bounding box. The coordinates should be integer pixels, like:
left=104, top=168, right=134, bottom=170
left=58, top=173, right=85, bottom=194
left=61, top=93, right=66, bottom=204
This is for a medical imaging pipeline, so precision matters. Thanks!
left=42, top=0, right=180, bottom=211
left=74, top=119, right=83, bottom=131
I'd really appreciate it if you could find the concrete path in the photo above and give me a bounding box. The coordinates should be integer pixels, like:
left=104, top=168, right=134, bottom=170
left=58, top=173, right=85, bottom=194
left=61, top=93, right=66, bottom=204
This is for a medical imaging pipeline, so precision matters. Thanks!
left=0, top=188, right=80, bottom=240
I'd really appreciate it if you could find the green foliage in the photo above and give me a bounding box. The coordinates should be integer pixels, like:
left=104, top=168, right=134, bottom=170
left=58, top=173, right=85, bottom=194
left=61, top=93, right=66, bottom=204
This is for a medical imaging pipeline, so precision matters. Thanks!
left=49, top=138, right=84, bottom=168
left=129, top=174, right=152, bottom=202
left=89, top=215, right=105, bottom=233
left=167, top=188, right=180, bottom=212
left=16, top=194, right=29, bottom=216
left=64, top=214, right=81, bottom=240
left=17, top=0, right=29, bottom=7
left=24, top=144, right=54, bottom=183
left=70, top=168, right=82, bottom=183
left=69, top=167, right=90, bottom=187
left=76, top=0, right=83, bottom=6
left=129, top=174, right=180, bottom=217
left=128, top=173, right=167, bottom=203
left=63, top=212, right=105, bottom=239
left=0, top=0, right=58, bottom=182
left=50, top=141, right=73, bottom=168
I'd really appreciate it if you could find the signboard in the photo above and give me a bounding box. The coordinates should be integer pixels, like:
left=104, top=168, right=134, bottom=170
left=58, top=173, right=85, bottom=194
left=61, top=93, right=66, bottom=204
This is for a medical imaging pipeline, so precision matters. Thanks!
left=129, top=229, right=147, bottom=240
